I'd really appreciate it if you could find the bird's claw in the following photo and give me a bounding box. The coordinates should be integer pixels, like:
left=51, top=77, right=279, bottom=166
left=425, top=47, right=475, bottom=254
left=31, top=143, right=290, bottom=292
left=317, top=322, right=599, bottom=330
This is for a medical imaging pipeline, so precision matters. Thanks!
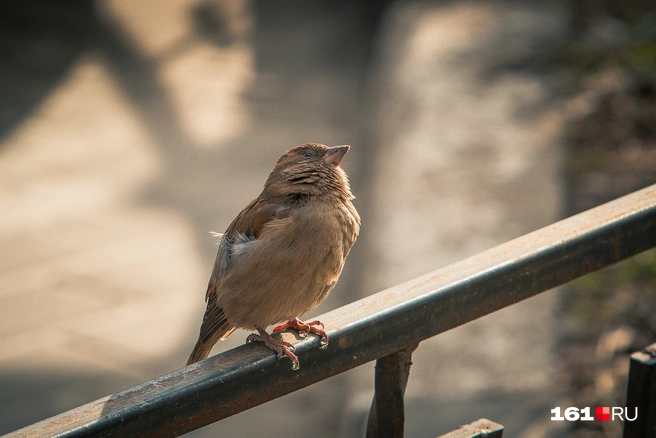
left=273, top=318, right=329, bottom=347
left=246, top=319, right=328, bottom=371
left=247, top=329, right=299, bottom=370
left=290, top=358, right=300, bottom=371
left=247, top=333, right=295, bottom=352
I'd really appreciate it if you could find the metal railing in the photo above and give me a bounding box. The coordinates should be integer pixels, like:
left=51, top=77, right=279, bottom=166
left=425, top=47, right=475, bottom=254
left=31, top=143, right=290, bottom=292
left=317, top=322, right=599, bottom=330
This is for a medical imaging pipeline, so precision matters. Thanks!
left=6, top=183, right=656, bottom=438
left=625, top=343, right=656, bottom=437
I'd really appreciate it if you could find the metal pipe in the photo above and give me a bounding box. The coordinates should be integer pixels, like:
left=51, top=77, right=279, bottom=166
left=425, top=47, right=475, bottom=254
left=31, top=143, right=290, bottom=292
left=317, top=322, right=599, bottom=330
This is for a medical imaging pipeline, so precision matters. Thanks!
left=624, top=342, right=656, bottom=438
left=6, top=184, right=656, bottom=437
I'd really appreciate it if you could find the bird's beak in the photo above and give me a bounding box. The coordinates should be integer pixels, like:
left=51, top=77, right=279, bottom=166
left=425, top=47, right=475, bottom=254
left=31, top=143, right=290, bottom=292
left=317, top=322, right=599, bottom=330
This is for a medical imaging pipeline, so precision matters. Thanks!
left=324, top=145, right=350, bottom=166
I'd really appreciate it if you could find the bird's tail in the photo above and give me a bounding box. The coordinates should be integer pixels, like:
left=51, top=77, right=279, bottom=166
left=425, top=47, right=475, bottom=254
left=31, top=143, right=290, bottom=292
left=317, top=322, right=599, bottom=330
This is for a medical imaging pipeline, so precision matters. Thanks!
left=186, top=324, right=236, bottom=366
left=186, top=339, right=215, bottom=366
left=187, top=287, right=236, bottom=366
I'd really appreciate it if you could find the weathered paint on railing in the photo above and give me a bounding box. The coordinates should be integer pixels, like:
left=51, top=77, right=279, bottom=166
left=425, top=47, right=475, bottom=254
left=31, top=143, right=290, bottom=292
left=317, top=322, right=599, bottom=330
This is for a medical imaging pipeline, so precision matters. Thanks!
left=6, top=184, right=656, bottom=437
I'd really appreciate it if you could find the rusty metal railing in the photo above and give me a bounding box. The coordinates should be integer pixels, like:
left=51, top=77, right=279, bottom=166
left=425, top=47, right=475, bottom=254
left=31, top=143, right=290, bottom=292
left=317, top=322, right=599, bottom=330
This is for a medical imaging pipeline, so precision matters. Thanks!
left=624, top=342, right=656, bottom=437
left=5, top=183, right=656, bottom=437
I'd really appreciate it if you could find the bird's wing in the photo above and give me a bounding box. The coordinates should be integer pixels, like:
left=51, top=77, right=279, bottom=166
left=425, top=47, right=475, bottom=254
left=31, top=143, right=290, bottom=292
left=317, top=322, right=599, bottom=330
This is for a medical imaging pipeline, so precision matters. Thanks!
left=225, top=196, right=287, bottom=239
left=204, top=197, right=287, bottom=300
left=200, top=196, right=290, bottom=340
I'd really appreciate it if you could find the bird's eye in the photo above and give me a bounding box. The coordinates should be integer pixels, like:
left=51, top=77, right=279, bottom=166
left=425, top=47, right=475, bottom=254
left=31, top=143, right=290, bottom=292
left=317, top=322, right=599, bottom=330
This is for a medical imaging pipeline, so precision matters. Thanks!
left=304, top=152, right=314, bottom=158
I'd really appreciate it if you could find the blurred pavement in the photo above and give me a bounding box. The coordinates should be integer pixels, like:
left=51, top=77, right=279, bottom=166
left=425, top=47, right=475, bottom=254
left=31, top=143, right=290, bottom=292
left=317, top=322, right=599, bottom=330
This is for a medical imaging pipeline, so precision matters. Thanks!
left=347, top=1, right=571, bottom=436
left=0, top=0, right=570, bottom=437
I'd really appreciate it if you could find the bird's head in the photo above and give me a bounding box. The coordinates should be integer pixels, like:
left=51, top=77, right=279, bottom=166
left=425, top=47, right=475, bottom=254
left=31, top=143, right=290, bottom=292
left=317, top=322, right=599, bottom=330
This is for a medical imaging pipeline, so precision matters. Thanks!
left=263, top=143, right=353, bottom=200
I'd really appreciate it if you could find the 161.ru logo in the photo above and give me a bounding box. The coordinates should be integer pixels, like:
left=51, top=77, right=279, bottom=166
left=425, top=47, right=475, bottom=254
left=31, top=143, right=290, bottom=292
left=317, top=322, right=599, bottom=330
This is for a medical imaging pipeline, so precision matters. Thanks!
left=551, top=406, right=638, bottom=421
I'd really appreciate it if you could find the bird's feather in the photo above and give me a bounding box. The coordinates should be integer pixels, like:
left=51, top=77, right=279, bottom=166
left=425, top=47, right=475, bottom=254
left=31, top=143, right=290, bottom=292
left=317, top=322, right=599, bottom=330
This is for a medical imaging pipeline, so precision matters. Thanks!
left=187, top=290, right=233, bottom=365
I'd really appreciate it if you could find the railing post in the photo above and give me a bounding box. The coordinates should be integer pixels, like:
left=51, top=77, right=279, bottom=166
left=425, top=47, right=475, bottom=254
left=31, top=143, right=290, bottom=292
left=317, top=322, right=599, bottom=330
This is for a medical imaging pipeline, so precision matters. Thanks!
left=624, top=342, right=656, bottom=438
left=366, top=344, right=418, bottom=438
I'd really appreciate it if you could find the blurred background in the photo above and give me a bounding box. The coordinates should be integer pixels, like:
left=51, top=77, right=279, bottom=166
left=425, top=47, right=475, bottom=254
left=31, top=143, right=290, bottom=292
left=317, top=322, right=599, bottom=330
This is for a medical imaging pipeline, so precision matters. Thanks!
left=1, top=0, right=655, bottom=436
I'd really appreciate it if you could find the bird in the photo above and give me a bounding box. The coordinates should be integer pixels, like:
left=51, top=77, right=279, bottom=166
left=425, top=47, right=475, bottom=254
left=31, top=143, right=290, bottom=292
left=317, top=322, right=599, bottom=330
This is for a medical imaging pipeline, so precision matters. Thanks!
left=187, top=143, right=360, bottom=370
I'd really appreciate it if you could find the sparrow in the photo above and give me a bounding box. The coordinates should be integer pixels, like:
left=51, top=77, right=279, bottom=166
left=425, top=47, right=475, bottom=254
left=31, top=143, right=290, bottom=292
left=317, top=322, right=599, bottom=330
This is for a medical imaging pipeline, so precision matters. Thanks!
left=187, top=143, right=360, bottom=370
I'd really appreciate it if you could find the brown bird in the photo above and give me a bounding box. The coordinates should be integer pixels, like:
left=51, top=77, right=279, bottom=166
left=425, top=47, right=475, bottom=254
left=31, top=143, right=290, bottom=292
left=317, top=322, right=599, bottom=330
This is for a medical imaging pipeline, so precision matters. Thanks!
left=187, top=143, right=360, bottom=370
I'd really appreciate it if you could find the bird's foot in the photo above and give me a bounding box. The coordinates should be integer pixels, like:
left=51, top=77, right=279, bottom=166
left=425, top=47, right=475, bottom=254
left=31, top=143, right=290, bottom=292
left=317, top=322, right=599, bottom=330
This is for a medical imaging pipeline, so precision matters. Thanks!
left=247, top=327, right=299, bottom=370
left=273, top=318, right=329, bottom=349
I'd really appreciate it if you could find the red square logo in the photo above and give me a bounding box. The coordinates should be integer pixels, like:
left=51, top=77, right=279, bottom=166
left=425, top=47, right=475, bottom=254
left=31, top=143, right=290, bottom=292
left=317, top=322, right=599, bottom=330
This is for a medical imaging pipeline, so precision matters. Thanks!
left=596, top=406, right=610, bottom=421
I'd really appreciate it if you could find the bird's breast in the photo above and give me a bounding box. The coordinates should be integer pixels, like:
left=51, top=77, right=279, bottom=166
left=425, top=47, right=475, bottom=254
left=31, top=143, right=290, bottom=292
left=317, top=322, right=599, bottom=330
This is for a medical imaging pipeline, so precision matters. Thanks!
left=218, top=199, right=359, bottom=329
